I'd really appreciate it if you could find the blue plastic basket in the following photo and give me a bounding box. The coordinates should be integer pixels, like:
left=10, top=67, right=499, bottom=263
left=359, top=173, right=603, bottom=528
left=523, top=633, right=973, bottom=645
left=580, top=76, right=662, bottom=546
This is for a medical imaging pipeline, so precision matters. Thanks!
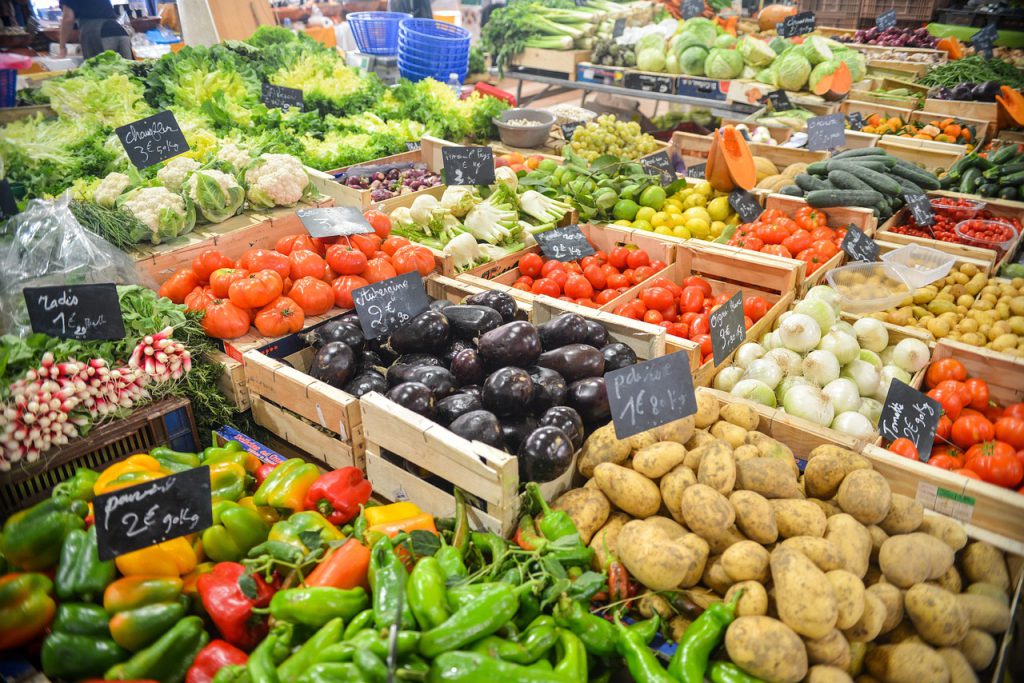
left=348, top=11, right=410, bottom=56
left=0, top=70, right=16, bottom=109
left=396, top=19, right=470, bottom=83
left=398, top=60, right=468, bottom=83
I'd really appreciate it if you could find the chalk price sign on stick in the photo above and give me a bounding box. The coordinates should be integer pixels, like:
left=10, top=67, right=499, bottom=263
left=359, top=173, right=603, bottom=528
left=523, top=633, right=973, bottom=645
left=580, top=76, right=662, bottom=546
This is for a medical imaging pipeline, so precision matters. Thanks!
left=261, top=82, right=304, bottom=112
left=297, top=206, right=375, bottom=238
left=606, top=352, right=697, bottom=439
left=879, top=379, right=942, bottom=460
left=535, top=225, right=596, bottom=262
left=24, top=283, right=126, bottom=341
left=116, top=110, right=190, bottom=170
left=709, top=290, right=746, bottom=366
left=352, top=271, right=431, bottom=339
left=442, top=147, right=496, bottom=186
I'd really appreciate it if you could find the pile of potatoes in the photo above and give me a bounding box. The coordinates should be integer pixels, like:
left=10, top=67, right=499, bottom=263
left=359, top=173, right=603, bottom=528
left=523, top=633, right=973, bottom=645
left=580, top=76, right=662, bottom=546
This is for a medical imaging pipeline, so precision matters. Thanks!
left=550, top=389, right=1016, bottom=683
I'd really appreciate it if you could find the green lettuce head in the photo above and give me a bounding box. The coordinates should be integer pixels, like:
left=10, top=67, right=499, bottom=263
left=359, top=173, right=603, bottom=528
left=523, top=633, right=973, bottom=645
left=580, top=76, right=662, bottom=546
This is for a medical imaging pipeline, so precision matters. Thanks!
left=680, top=45, right=709, bottom=75
left=681, top=17, right=718, bottom=47
left=637, top=47, right=667, bottom=73
left=800, top=36, right=834, bottom=66
left=738, top=36, right=777, bottom=68
left=704, top=48, right=744, bottom=79
left=636, top=33, right=666, bottom=54
left=188, top=169, right=245, bottom=223
left=776, top=51, right=812, bottom=91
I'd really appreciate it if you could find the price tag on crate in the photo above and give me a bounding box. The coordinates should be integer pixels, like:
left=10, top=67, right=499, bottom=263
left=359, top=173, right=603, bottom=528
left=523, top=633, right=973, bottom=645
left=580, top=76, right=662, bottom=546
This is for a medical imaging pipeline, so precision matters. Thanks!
left=261, top=82, right=304, bottom=112
left=841, top=223, right=879, bottom=262
left=641, top=150, right=676, bottom=184
left=24, top=283, right=126, bottom=341
left=94, top=466, right=214, bottom=561
left=406, top=141, right=422, bottom=152
left=536, top=225, right=596, bottom=262
left=776, top=11, right=815, bottom=38
left=685, top=163, right=706, bottom=180
left=709, top=290, right=746, bottom=366
left=116, top=111, right=190, bottom=170
left=880, top=379, right=942, bottom=460
left=612, top=18, right=626, bottom=38
left=624, top=72, right=674, bottom=94
left=442, top=146, right=496, bottom=186
left=875, top=9, right=897, bottom=31
left=847, top=111, right=865, bottom=131
left=764, top=89, right=792, bottom=112
left=297, top=206, right=375, bottom=238
left=682, top=0, right=704, bottom=20
left=807, top=113, right=846, bottom=151
left=606, top=353, right=697, bottom=439
left=561, top=120, right=584, bottom=141
left=904, top=192, right=935, bottom=227
left=971, top=23, right=998, bottom=59
left=352, top=271, right=431, bottom=339
left=0, top=179, right=17, bottom=220
left=728, top=189, right=761, bottom=224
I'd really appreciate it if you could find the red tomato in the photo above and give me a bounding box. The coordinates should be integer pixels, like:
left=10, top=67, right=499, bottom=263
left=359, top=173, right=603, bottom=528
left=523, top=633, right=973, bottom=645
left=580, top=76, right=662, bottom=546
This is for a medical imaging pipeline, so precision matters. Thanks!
left=936, top=414, right=953, bottom=442
left=191, top=249, right=234, bottom=282
left=159, top=269, right=201, bottom=304
left=965, top=440, right=1024, bottom=488
left=888, top=438, right=920, bottom=460
left=682, top=276, right=712, bottom=298
left=931, top=444, right=964, bottom=466
left=631, top=266, right=657, bottom=284
left=995, top=417, right=1024, bottom=449
left=927, top=384, right=966, bottom=422
left=936, top=380, right=971, bottom=408
left=925, top=358, right=968, bottom=389
left=583, top=264, right=607, bottom=290
left=326, top=245, right=369, bottom=276
left=649, top=259, right=667, bottom=272
left=519, top=253, right=544, bottom=278
left=643, top=309, right=664, bottom=324
left=761, top=244, right=793, bottom=259
left=241, top=249, right=291, bottom=280
left=608, top=246, right=630, bottom=269
left=607, top=273, right=630, bottom=289
left=288, top=276, right=334, bottom=316
left=1005, top=403, right=1024, bottom=421
left=690, top=315, right=710, bottom=337
left=928, top=454, right=961, bottom=470
left=274, top=234, right=321, bottom=256
left=626, top=249, right=650, bottom=269
left=382, top=236, right=411, bottom=256
left=594, top=289, right=618, bottom=305
left=782, top=229, right=813, bottom=255
left=564, top=273, right=594, bottom=300
left=950, top=414, right=995, bottom=449
left=347, top=233, right=382, bottom=259
left=392, top=244, right=434, bottom=276
left=541, top=260, right=566, bottom=278
left=811, top=239, right=840, bottom=259
left=810, top=226, right=835, bottom=242
left=954, top=468, right=983, bottom=480
left=531, top=278, right=560, bottom=297
left=363, top=258, right=397, bottom=284
left=363, top=210, right=392, bottom=238
left=743, top=296, right=768, bottom=322
left=641, top=287, right=674, bottom=311
left=650, top=277, right=682, bottom=297
left=667, top=322, right=689, bottom=338
left=692, top=334, right=712, bottom=357
left=547, top=269, right=569, bottom=290
left=679, top=285, right=706, bottom=314
left=331, top=275, right=369, bottom=309
left=288, top=250, right=327, bottom=281
left=965, top=378, right=990, bottom=410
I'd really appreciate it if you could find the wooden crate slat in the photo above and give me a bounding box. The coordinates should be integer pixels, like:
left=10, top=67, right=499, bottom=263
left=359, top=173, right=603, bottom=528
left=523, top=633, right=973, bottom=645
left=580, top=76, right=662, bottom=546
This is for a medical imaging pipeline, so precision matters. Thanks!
left=251, top=395, right=360, bottom=470
left=531, top=295, right=669, bottom=363
left=680, top=241, right=802, bottom=297
left=929, top=339, right=1024, bottom=408
left=209, top=351, right=250, bottom=411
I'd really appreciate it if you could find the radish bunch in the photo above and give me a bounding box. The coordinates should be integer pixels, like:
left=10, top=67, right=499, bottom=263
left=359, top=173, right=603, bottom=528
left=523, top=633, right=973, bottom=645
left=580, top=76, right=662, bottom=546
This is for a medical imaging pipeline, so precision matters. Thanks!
left=129, top=327, right=192, bottom=382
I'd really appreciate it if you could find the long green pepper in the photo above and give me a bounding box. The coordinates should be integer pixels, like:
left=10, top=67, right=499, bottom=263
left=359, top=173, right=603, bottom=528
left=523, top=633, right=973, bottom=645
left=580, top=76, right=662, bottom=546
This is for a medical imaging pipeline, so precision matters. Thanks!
left=614, top=617, right=675, bottom=683
left=526, top=483, right=577, bottom=541
left=277, top=617, right=344, bottom=682
left=368, top=535, right=416, bottom=630
left=419, top=582, right=524, bottom=658
left=709, top=661, right=766, bottom=683
left=407, top=556, right=450, bottom=630
left=552, top=628, right=587, bottom=683
left=667, top=591, right=741, bottom=683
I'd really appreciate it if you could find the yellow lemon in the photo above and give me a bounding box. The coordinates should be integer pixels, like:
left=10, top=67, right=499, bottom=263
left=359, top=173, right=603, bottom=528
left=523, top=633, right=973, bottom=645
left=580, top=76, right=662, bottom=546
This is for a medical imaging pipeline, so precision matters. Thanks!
left=672, top=225, right=692, bottom=239
left=614, top=219, right=633, bottom=227
left=683, top=193, right=706, bottom=209
left=664, top=204, right=682, bottom=215
left=654, top=225, right=673, bottom=236
left=669, top=212, right=688, bottom=227
left=683, top=207, right=712, bottom=224
left=711, top=220, right=726, bottom=236
left=694, top=181, right=713, bottom=196
left=650, top=212, right=670, bottom=228
left=707, top=196, right=732, bottom=222
left=635, top=207, right=656, bottom=223
left=632, top=219, right=653, bottom=232
left=677, top=188, right=694, bottom=199
left=686, top=220, right=710, bottom=239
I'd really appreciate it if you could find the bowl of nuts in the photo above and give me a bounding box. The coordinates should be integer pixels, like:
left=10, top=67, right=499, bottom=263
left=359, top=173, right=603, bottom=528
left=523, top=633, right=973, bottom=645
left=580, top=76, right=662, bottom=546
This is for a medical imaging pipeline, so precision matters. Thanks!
left=493, top=108, right=557, bottom=149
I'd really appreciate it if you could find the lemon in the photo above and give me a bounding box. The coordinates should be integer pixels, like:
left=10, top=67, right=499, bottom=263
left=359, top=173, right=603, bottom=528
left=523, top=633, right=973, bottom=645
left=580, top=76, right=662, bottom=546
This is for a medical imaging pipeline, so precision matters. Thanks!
left=614, top=219, right=633, bottom=227
left=694, top=181, right=713, bottom=196
left=613, top=199, right=640, bottom=221
left=672, top=225, right=691, bottom=239
left=664, top=204, right=682, bottom=215
left=651, top=212, right=670, bottom=228
left=676, top=188, right=694, bottom=199
left=639, top=185, right=667, bottom=210
left=711, top=220, right=726, bottom=236
left=635, top=207, right=656, bottom=224
left=669, top=213, right=687, bottom=227
left=683, top=207, right=712, bottom=224
left=632, top=219, right=653, bottom=232
left=726, top=212, right=739, bottom=225
left=686, top=219, right=710, bottom=239
left=654, top=225, right=673, bottom=236
left=683, top=193, right=706, bottom=209
left=707, top=196, right=731, bottom=222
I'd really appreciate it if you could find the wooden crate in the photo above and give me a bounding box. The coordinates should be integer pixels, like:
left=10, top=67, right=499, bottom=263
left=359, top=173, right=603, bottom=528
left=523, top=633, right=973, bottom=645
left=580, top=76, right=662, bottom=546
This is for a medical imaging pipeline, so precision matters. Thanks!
left=840, top=99, right=916, bottom=124
left=510, top=48, right=591, bottom=80
left=848, top=88, right=921, bottom=110
left=840, top=130, right=880, bottom=150
left=908, top=110, right=991, bottom=148
left=426, top=274, right=533, bottom=318
left=923, top=99, right=1012, bottom=139
left=876, top=137, right=964, bottom=174
left=209, top=350, right=249, bottom=411
left=746, top=141, right=830, bottom=169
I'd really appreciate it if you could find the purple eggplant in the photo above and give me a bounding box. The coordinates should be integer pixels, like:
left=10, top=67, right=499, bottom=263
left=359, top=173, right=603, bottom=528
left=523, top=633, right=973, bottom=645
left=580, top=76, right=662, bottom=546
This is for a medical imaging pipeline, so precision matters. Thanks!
left=309, top=342, right=356, bottom=389
left=526, top=365, right=568, bottom=413
left=537, top=312, right=589, bottom=350
left=435, top=393, right=484, bottom=425
left=478, top=321, right=542, bottom=369
left=539, top=405, right=584, bottom=450
left=601, top=343, right=637, bottom=372
left=386, top=381, right=436, bottom=419
left=537, top=344, right=605, bottom=382
left=518, top=426, right=573, bottom=483
left=482, top=367, right=534, bottom=416
left=449, top=410, right=503, bottom=449
left=389, top=309, right=450, bottom=355
left=568, top=377, right=609, bottom=424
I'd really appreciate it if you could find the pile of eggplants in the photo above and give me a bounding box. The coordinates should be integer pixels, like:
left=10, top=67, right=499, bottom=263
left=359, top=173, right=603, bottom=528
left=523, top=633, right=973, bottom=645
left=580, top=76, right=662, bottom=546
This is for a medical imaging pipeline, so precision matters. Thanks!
left=301, top=290, right=638, bottom=484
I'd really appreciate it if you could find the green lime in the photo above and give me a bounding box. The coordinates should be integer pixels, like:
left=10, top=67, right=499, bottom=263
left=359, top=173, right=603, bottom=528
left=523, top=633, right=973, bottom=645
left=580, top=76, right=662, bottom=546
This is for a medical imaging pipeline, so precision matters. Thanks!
left=612, top=199, right=640, bottom=221
left=639, top=185, right=667, bottom=211
left=538, top=159, right=559, bottom=173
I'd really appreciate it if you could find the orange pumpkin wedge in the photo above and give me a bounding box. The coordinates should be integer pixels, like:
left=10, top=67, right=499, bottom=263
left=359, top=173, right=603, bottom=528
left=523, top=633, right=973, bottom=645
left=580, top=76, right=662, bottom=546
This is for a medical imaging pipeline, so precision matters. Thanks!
left=997, top=86, right=1024, bottom=127
left=719, top=125, right=757, bottom=191
left=705, top=129, right=734, bottom=192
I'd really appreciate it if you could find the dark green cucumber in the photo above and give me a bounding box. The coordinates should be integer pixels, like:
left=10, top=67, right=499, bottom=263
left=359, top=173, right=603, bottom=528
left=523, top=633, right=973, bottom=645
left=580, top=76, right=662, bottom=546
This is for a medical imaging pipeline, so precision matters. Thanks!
left=983, top=161, right=1024, bottom=179
left=959, top=167, right=983, bottom=194
left=795, top=173, right=830, bottom=192
left=1000, top=170, right=1024, bottom=185
left=892, top=175, right=925, bottom=195
left=779, top=185, right=805, bottom=196
left=832, top=147, right=888, bottom=159
left=977, top=183, right=1000, bottom=197
left=939, top=173, right=958, bottom=189
left=990, top=144, right=1021, bottom=165
left=998, top=186, right=1018, bottom=200
left=806, top=160, right=830, bottom=176
left=805, top=189, right=882, bottom=208
left=826, top=161, right=901, bottom=195
left=827, top=169, right=873, bottom=192
left=890, top=161, right=941, bottom=190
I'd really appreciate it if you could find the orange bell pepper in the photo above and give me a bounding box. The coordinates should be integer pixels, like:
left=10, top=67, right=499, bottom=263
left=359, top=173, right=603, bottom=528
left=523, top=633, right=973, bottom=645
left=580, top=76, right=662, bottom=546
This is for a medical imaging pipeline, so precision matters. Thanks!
left=367, top=512, right=438, bottom=538
left=304, top=538, right=371, bottom=590
left=114, top=536, right=198, bottom=577
left=363, top=502, right=420, bottom=527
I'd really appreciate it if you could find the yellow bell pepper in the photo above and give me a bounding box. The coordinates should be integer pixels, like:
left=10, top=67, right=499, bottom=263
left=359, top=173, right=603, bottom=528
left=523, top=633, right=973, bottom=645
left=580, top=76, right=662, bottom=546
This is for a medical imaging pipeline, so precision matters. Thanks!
left=114, top=536, right=198, bottom=577
left=93, top=455, right=164, bottom=496
left=364, top=502, right=421, bottom=527
left=239, top=496, right=280, bottom=526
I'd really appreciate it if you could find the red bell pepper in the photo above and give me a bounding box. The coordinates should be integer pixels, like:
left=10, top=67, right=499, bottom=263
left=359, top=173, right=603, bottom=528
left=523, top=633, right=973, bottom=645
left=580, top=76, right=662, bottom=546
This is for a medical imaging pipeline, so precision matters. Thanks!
left=186, top=639, right=248, bottom=683
left=302, top=467, right=372, bottom=525
left=196, top=563, right=274, bottom=650
left=254, top=463, right=278, bottom=487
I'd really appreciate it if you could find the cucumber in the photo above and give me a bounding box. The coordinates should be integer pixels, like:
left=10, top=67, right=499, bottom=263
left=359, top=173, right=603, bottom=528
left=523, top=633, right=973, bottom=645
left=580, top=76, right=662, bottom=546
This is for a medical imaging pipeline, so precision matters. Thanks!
left=826, top=160, right=891, bottom=173
left=998, top=186, right=1018, bottom=200
left=832, top=148, right=888, bottom=159
left=827, top=169, right=873, bottom=192
left=892, top=175, right=925, bottom=195
left=959, top=167, right=983, bottom=194
left=939, top=173, right=958, bottom=189
left=890, top=161, right=941, bottom=190
left=1000, top=170, right=1024, bottom=185
left=779, top=185, right=804, bottom=197
left=977, top=182, right=1000, bottom=197
left=983, top=161, right=1024, bottom=179
left=795, top=174, right=830, bottom=192
left=805, top=189, right=883, bottom=209
left=826, top=161, right=901, bottom=195
left=806, top=161, right=829, bottom=176
left=990, top=144, right=1021, bottom=165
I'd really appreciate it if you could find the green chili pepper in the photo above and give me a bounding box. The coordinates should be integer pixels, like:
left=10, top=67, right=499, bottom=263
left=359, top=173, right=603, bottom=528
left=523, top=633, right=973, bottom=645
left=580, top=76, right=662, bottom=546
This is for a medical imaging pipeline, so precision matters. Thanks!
left=667, top=591, right=741, bottom=683
left=445, top=582, right=505, bottom=612
left=552, top=596, right=616, bottom=658
left=708, top=661, right=766, bottom=683
left=247, top=629, right=282, bottom=683
left=299, top=663, right=366, bottom=683
left=348, top=629, right=421, bottom=658
left=344, top=609, right=374, bottom=640
left=434, top=544, right=468, bottom=582
left=544, top=544, right=594, bottom=568
left=150, top=447, right=200, bottom=473
left=614, top=617, right=675, bottom=683
left=408, top=557, right=450, bottom=630
left=450, top=489, right=470, bottom=557
left=270, top=586, right=368, bottom=628
left=631, top=614, right=661, bottom=645
left=526, top=482, right=576, bottom=541
left=427, top=651, right=574, bottom=683
left=470, top=531, right=507, bottom=562
left=212, top=664, right=250, bottom=683
left=553, top=628, right=587, bottom=683
left=277, top=617, right=344, bottom=682
left=419, top=582, right=524, bottom=658
left=104, top=616, right=209, bottom=683
left=368, top=535, right=416, bottom=630
left=354, top=649, right=387, bottom=683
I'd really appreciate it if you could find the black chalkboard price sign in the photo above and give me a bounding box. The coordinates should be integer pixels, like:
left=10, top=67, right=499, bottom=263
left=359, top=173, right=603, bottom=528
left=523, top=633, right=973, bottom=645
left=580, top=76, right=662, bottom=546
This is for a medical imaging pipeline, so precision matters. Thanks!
left=0, top=179, right=17, bottom=219
left=682, top=0, right=704, bottom=19
left=560, top=121, right=584, bottom=141
left=904, top=192, right=935, bottom=227
left=442, top=147, right=496, bottom=186
left=685, top=163, right=706, bottom=179
left=807, top=113, right=846, bottom=151
left=765, top=89, right=792, bottom=112
left=24, top=283, right=126, bottom=341
left=94, top=466, right=214, bottom=561
left=709, top=290, right=746, bottom=366
left=535, top=225, right=596, bottom=262
left=352, top=271, right=431, bottom=339
left=880, top=379, right=942, bottom=461
left=612, top=18, right=626, bottom=38
left=847, top=111, right=865, bottom=131
left=641, top=150, right=676, bottom=184
left=776, top=11, right=815, bottom=38
left=406, top=141, right=422, bottom=152
left=875, top=9, right=897, bottom=31
left=297, top=206, right=375, bottom=238
left=261, top=82, right=304, bottom=112
left=841, top=223, right=879, bottom=263
left=115, top=110, right=190, bottom=170
left=972, top=23, right=998, bottom=59
left=606, top=352, right=697, bottom=439
left=729, top=189, right=762, bottom=224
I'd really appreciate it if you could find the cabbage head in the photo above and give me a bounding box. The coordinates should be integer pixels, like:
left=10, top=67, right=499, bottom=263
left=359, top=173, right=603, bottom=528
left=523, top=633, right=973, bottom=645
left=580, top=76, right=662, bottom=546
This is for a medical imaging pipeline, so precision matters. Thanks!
left=188, top=169, right=245, bottom=223
left=800, top=36, right=834, bottom=66
left=670, top=32, right=708, bottom=54
left=680, top=18, right=718, bottom=47
left=714, top=34, right=737, bottom=49
left=756, top=65, right=778, bottom=86
left=704, top=48, right=744, bottom=79
left=738, top=36, right=777, bottom=68
left=636, top=33, right=666, bottom=54
left=666, top=52, right=682, bottom=74
left=832, top=48, right=866, bottom=81
left=769, top=37, right=789, bottom=55
left=680, top=45, right=708, bottom=75
left=775, top=51, right=811, bottom=91
left=637, top=48, right=667, bottom=73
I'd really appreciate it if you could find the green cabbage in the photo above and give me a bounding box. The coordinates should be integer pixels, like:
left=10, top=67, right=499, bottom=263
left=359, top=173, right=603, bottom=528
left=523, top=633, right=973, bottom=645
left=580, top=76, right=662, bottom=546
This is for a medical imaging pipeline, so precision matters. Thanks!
left=714, top=34, right=737, bottom=49
left=704, top=48, right=744, bottom=80
left=756, top=65, right=778, bottom=86
left=637, top=48, right=667, bottom=73
left=738, top=36, right=777, bottom=68
left=680, top=18, right=718, bottom=48
left=799, top=36, right=834, bottom=66
left=670, top=32, right=708, bottom=54
left=680, top=46, right=709, bottom=75
left=832, top=48, right=867, bottom=82
left=636, top=34, right=666, bottom=54
left=769, top=37, right=790, bottom=55
left=666, top=53, right=682, bottom=74
left=775, top=51, right=812, bottom=91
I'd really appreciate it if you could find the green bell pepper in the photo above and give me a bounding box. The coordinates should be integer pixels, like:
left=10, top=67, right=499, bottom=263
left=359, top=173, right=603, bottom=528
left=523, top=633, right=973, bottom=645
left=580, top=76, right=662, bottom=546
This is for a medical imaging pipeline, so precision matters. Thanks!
left=105, top=615, right=209, bottom=683
left=277, top=617, right=344, bottom=682
left=55, top=525, right=116, bottom=602
left=202, top=440, right=260, bottom=474
left=110, top=600, right=188, bottom=652
left=52, top=468, right=99, bottom=501
left=151, top=446, right=201, bottom=473
left=42, top=603, right=128, bottom=680
left=202, top=501, right=270, bottom=562
left=2, top=495, right=87, bottom=570
left=270, top=586, right=368, bottom=628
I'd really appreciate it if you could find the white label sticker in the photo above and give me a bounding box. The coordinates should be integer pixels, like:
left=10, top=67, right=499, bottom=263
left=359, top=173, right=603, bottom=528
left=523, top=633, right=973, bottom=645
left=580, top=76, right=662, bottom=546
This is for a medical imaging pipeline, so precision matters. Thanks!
left=916, top=482, right=975, bottom=523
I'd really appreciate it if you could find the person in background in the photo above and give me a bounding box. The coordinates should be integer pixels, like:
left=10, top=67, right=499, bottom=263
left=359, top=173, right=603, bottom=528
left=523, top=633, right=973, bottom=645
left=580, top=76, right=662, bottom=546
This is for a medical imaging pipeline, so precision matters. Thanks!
left=388, top=0, right=433, bottom=20
left=57, top=0, right=132, bottom=59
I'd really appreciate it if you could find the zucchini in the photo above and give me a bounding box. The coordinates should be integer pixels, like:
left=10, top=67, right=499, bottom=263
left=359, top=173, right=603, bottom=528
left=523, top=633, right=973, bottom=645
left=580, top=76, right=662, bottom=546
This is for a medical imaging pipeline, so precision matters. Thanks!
left=998, top=186, right=1018, bottom=200
left=959, top=167, right=983, bottom=194
left=984, top=161, right=1024, bottom=179
left=795, top=174, right=830, bottom=192
left=977, top=182, right=1000, bottom=197
left=779, top=185, right=804, bottom=196
left=990, top=144, right=1021, bottom=165
left=806, top=161, right=830, bottom=176
left=892, top=175, right=925, bottom=196
left=827, top=169, right=873, bottom=192
left=826, top=161, right=901, bottom=195
left=805, top=189, right=883, bottom=209
left=889, top=163, right=941, bottom=190
left=1000, top=170, right=1024, bottom=185
left=832, top=148, right=888, bottom=159
left=947, top=153, right=987, bottom=180
left=939, top=173, right=958, bottom=189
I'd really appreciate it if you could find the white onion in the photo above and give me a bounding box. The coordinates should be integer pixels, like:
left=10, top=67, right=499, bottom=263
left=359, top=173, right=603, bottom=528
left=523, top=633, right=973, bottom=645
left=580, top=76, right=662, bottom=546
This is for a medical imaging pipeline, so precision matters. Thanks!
left=802, top=350, right=841, bottom=387
left=833, top=320, right=856, bottom=338
left=713, top=366, right=744, bottom=392
left=879, top=346, right=895, bottom=366
left=744, top=358, right=783, bottom=390
left=892, top=338, right=930, bottom=374
left=823, top=378, right=862, bottom=414
left=842, top=359, right=881, bottom=397
left=858, top=397, right=882, bottom=425
left=874, top=365, right=912, bottom=403
left=731, top=379, right=777, bottom=407
left=782, top=384, right=835, bottom=426
left=805, top=284, right=841, bottom=315
left=818, top=328, right=860, bottom=365
left=765, top=348, right=803, bottom=377
left=853, top=318, right=888, bottom=353
left=794, top=298, right=837, bottom=335
left=735, top=343, right=766, bottom=370
left=779, top=313, right=821, bottom=353
left=776, top=376, right=812, bottom=405
left=858, top=349, right=883, bottom=369
left=831, top=411, right=875, bottom=438
left=761, top=331, right=782, bottom=350
left=773, top=311, right=792, bottom=331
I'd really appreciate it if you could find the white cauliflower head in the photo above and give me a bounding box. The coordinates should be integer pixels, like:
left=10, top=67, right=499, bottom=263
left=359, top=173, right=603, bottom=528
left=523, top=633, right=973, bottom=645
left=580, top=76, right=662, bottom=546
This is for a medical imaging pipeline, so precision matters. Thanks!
left=244, top=153, right=314, bottom=209
left=156, top=156, right=201, bottom=192
left=118, top=186, right=196, bottom=244
left=187, top=169, right=244, bottom=224
left=93, top=172, right=132, bottom=208
left=218, top=142, right=253, bottom=173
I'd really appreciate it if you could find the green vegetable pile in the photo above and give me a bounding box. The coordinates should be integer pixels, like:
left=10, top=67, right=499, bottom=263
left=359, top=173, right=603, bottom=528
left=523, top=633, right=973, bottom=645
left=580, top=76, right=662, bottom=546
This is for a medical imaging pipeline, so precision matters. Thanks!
left=942, top=143, right=1024, bottom=201
left=918, top=55, right=1024, bottom=90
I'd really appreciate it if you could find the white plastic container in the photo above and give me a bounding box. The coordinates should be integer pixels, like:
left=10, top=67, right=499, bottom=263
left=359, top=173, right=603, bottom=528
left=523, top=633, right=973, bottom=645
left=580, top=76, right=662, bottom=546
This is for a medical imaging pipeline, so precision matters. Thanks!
left=826, top=262, right=911, bottom=314
left=880, top=244, right=956, bottom=289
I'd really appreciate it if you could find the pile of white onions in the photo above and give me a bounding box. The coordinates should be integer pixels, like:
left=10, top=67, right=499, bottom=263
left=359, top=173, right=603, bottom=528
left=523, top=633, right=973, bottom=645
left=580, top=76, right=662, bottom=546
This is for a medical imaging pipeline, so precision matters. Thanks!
left=713, top=286, right=931, bottom=438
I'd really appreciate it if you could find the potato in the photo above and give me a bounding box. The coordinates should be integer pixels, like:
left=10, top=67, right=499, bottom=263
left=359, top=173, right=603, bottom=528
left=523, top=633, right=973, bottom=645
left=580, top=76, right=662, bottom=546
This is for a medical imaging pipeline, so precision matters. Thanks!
left=645, top=515, right=686, bottom=539
left=836, top=470, right=892, bottom=525
left=867, top=583, right=904, bottom=634
left=805, top=452, right=871, bottom=499
left=711, top=420, right=747, bottom=449
left=677, top=533, right=710, bottom=587
left=808, top=444, right=864, bottom=461
left=660, top=463, right=696, bottom=524
left=937, top=648, right=979, bottom=683
left=960, top=542, right=1010, bottom=592
left=956, top=629, right=996, bottom=671
left=771, top=545, right=838, bottom=639
left=843, top=592, right=886, bottom=643
left=687, top=586, right=722, bottom=611
left=905, top=584, right=969, bottom=646
left=551, top=487, right=610, bottom=544
left=848, top=641, right=867, bottom=678
left=965, top=582, right=1008, bottom=605
left=733, top=443, right=760, bottom=462
left=703, top=525, right=749, bottom=555
left=589, top=512, right=629, bottom=571
left=780, top=537, right=843, bottom=572
left=730, top=490, right=778, bottom=544
left=579, top=423, right=632, bottom=477
left=885, top=620, right=920, bottom=644
left=668, top=616, right=692, bottom=643
left=827, top=570, right=866, bottom=630
left=878, top=533, right=954, bottom=588
left=725, top=616, right=808, bottom=683
left=804, top=629, right=851, bottom=669
left=722, top=540, right=770, bottom=583
left=694, top=392, right=720, bottom=428
left=726, top=580, right=768, bottom=617
left=955, top=593, right=1011, bottom=633
left=698, top=441, right=737, bottom=495
left=681, top=484, right=735, bottom=538
left=720, top=403, right=759, bottom=431
left=629, top=431, right=658, bottom=451
left=736, top=458, right=802, bottom=498
left=772, top=499, right=827, bottom=538
left=703, top=555, right=734, bottom=595
left=616, top=520, right=705, bottom=590
left=684, top=439, right=731, bottom=472
left=637, top=591, right=673, bottom=620
left=867, top=525, right=888, bottom=562
left=865, top=643, right=950, bottom=683
left=918, top=515, right=967, bottom=551
left=806, top=666, right=854, bottom=683
left=652, top=414, right=696, bottom=444
left=745, top=431, right=797, bottom=464
left=686, top=429, right=716, bottom=450
left=632, top=441, right=687, bottom=479
left=593, top=463, right=661, bottom=518
left=879, top=495, right=923, bottom=535
left=937, top=566, right=962, bottom=594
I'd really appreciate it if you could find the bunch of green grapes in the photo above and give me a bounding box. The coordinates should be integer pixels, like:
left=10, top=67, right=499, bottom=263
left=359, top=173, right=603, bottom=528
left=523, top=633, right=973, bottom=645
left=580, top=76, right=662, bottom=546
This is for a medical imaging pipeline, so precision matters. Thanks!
left=568, top=115, right=660, bottom=162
